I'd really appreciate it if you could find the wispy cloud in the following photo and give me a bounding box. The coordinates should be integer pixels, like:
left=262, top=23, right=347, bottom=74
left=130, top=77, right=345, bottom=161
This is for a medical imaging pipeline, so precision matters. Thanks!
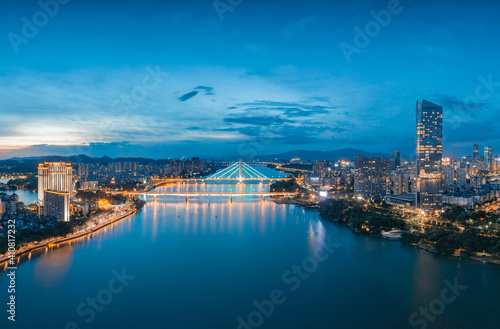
left=179, top=91, right=199, bottom=101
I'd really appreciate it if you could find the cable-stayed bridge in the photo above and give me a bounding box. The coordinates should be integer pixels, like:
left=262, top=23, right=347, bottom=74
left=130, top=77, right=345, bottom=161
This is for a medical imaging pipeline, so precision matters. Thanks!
left=150, top=160, right=291, bottom=187
left=206, top=160, right=269, bottom=181
left=112, top=160, right=297, bottom=201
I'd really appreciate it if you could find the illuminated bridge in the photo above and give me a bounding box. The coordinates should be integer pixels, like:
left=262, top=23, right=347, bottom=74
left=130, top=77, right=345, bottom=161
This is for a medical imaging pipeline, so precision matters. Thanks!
left=116, top=191, right=297, bottom=203
left=115, top=161, right=296, bottom=201
left=151, top=160, right=291, bottom=187
left=206, top=160, right=269, bottom=181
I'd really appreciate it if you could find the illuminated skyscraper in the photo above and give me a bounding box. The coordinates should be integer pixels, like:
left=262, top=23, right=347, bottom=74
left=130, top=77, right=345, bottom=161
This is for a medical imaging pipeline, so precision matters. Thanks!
left=38, top=162, right=73, bottom=221
left=457, top=168, right=467, bottom=186
left=44, top=190, right=70, bottom=222
left=473, top=144, right=479, bottom=161
left=416, top=100, right=443, bottom=209
left=484, top=146, right=492, bottom=169
left=354, top=155, right=391, bottom=199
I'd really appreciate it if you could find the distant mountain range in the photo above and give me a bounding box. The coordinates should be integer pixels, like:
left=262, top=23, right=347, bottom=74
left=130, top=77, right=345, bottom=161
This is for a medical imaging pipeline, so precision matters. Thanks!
left=254, top=148, right=391, bottom=161
left=0, top=148, right=391, bottom=165
left=0, top=155, right=156, bottom=166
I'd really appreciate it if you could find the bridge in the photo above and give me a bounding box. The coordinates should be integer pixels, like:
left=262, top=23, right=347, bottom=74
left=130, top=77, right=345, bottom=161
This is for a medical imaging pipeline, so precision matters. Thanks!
left=151, top=160, right=291, bottom=187
left=121, top=192, right=297, bottom=202
left=119, top=160, right=298, bottom=202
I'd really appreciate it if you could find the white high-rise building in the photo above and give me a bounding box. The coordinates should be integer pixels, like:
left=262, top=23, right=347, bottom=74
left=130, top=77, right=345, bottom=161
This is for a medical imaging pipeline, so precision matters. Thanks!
left=38, top=162, right=73, bottom=221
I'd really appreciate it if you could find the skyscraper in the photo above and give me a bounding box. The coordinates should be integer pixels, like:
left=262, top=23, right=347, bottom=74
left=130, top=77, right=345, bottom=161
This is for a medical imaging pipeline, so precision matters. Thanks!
left=38, top=162, right=73, bottom=221
left=457, top=168, right=467, bottom=186
left=485, top=146, right=492, bottom=169
left=443, top=167, right=454, bottom=187
left=354, top=155, right=391, bottom=200
left=78, top=163, right=89, bottom=181
left=416, top=100, right=443, bottom=209
left=393, top=150, right=401, bottom=168
left=473, top=144, right=479, bottom=161
left=44, top=190, right=70, bottom=222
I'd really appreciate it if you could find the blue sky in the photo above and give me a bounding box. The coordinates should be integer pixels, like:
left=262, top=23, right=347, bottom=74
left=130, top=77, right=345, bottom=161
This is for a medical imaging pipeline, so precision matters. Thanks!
left=0, top=0, right=499, bottom=159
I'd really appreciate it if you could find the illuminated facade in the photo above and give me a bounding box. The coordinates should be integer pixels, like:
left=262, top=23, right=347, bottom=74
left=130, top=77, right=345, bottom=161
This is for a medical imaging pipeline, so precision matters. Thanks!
left=354, top=155, right=391, bottom=199
left=416, top=100, right=443, bottom=209
left=484, top=146, right=492, bottom=169
left=38, top=162, right=73, bottom=221
left=473, top=144, right=479, bottom=161
left=44, top=190, right=70, bottom=222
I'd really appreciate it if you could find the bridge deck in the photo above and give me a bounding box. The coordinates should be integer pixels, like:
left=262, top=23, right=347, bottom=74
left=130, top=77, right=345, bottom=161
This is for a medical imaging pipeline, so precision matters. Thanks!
left=122, top=192, right=296, bottom=196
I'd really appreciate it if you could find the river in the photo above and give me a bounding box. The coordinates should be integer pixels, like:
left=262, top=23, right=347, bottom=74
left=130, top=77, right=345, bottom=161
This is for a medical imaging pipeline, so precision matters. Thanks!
left=0, top=178, right=38, bottom=205
left=1, top=168, right=499, bottom=328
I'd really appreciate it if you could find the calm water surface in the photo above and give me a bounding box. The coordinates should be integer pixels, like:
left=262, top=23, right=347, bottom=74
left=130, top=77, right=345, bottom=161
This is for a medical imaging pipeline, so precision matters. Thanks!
left=0, top=178, right=38, bottom=205
left=1, top=168, right=500, bottom=328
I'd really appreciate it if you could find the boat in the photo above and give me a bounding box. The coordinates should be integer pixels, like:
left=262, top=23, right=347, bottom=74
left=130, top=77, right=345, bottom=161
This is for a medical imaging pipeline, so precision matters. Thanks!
left=381, top=230, right=406, bottom=241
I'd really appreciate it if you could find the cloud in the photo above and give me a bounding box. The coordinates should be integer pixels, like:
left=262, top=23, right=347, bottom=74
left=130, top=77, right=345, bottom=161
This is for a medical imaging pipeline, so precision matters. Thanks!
left=195, top=86, right=213, bottom=92
left=434, top=94, right=489, bottom=112
left=223, top=116, right=293, bottom=126
left=236, top=100, right=338, bottom=118
left=179, top=91, right=199, bottom=101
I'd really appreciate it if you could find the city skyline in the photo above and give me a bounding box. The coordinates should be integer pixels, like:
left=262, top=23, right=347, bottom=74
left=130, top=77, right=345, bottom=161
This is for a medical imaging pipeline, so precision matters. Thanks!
left=2, top=2, right=500, bottom=329
left=1, top=0, right=500, bottom=159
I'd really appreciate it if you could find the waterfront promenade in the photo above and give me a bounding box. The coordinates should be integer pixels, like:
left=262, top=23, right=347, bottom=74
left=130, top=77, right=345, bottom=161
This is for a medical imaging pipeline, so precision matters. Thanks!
left=0, top=204, right=142, bottom=269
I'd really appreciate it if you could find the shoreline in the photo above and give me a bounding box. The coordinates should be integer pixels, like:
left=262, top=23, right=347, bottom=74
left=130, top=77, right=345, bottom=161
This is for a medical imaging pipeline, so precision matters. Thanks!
left=0, top=203, right=144, bottom=269
left=272, top=197, right=500, bottom=266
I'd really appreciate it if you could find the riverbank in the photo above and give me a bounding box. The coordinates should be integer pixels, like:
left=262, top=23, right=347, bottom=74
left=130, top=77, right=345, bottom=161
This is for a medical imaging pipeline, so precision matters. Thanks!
left=273, top=196, right=500, bottom=266
left=270, top=197, right=319, bottom=209
left=0, top=202, right=145, bottom=269
left=409, top=242, right=500, bottom=265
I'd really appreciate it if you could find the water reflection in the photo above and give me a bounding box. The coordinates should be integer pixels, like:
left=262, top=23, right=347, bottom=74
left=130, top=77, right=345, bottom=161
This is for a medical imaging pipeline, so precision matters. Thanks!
left=140, top=185, right=285, bottom=239
left=34, top=246, right=74, bottom=287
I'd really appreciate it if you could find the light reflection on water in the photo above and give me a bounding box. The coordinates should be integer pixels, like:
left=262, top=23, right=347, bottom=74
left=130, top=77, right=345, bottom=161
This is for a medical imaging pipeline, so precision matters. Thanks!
left=1, top=173, right=500, bottom=328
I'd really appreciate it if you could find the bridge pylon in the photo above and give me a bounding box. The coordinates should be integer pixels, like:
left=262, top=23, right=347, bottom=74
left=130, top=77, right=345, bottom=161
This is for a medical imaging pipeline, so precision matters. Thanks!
left=239, top=159, right=243, bottom=182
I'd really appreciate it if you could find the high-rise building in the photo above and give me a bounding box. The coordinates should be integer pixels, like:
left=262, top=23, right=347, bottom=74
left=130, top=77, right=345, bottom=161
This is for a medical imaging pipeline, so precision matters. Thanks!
left=354, top=155, right=391, bottom=199
left=470, top=175, right=485, bottom=189
left=390, top=170, right=413, bottom=195
left=416, top=100, right=443, bottom=209
left=43, top=190, right=70, bottom=222
left=473, top=144, right=479, bottom=161
left=0, top=194, right=19, bottom=215
left=78, top=164, right=89, bottom=181
left=38, top=162, right=73, bottom=221
left=484, top=146, right=493, bottom=169
left=313, top=160, right=328, bottom=177
left=457, top=168, right=467, bottom=186
left=443, top=167, right=454, bottom=187
left=393, top=151, right=401, bottom=169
